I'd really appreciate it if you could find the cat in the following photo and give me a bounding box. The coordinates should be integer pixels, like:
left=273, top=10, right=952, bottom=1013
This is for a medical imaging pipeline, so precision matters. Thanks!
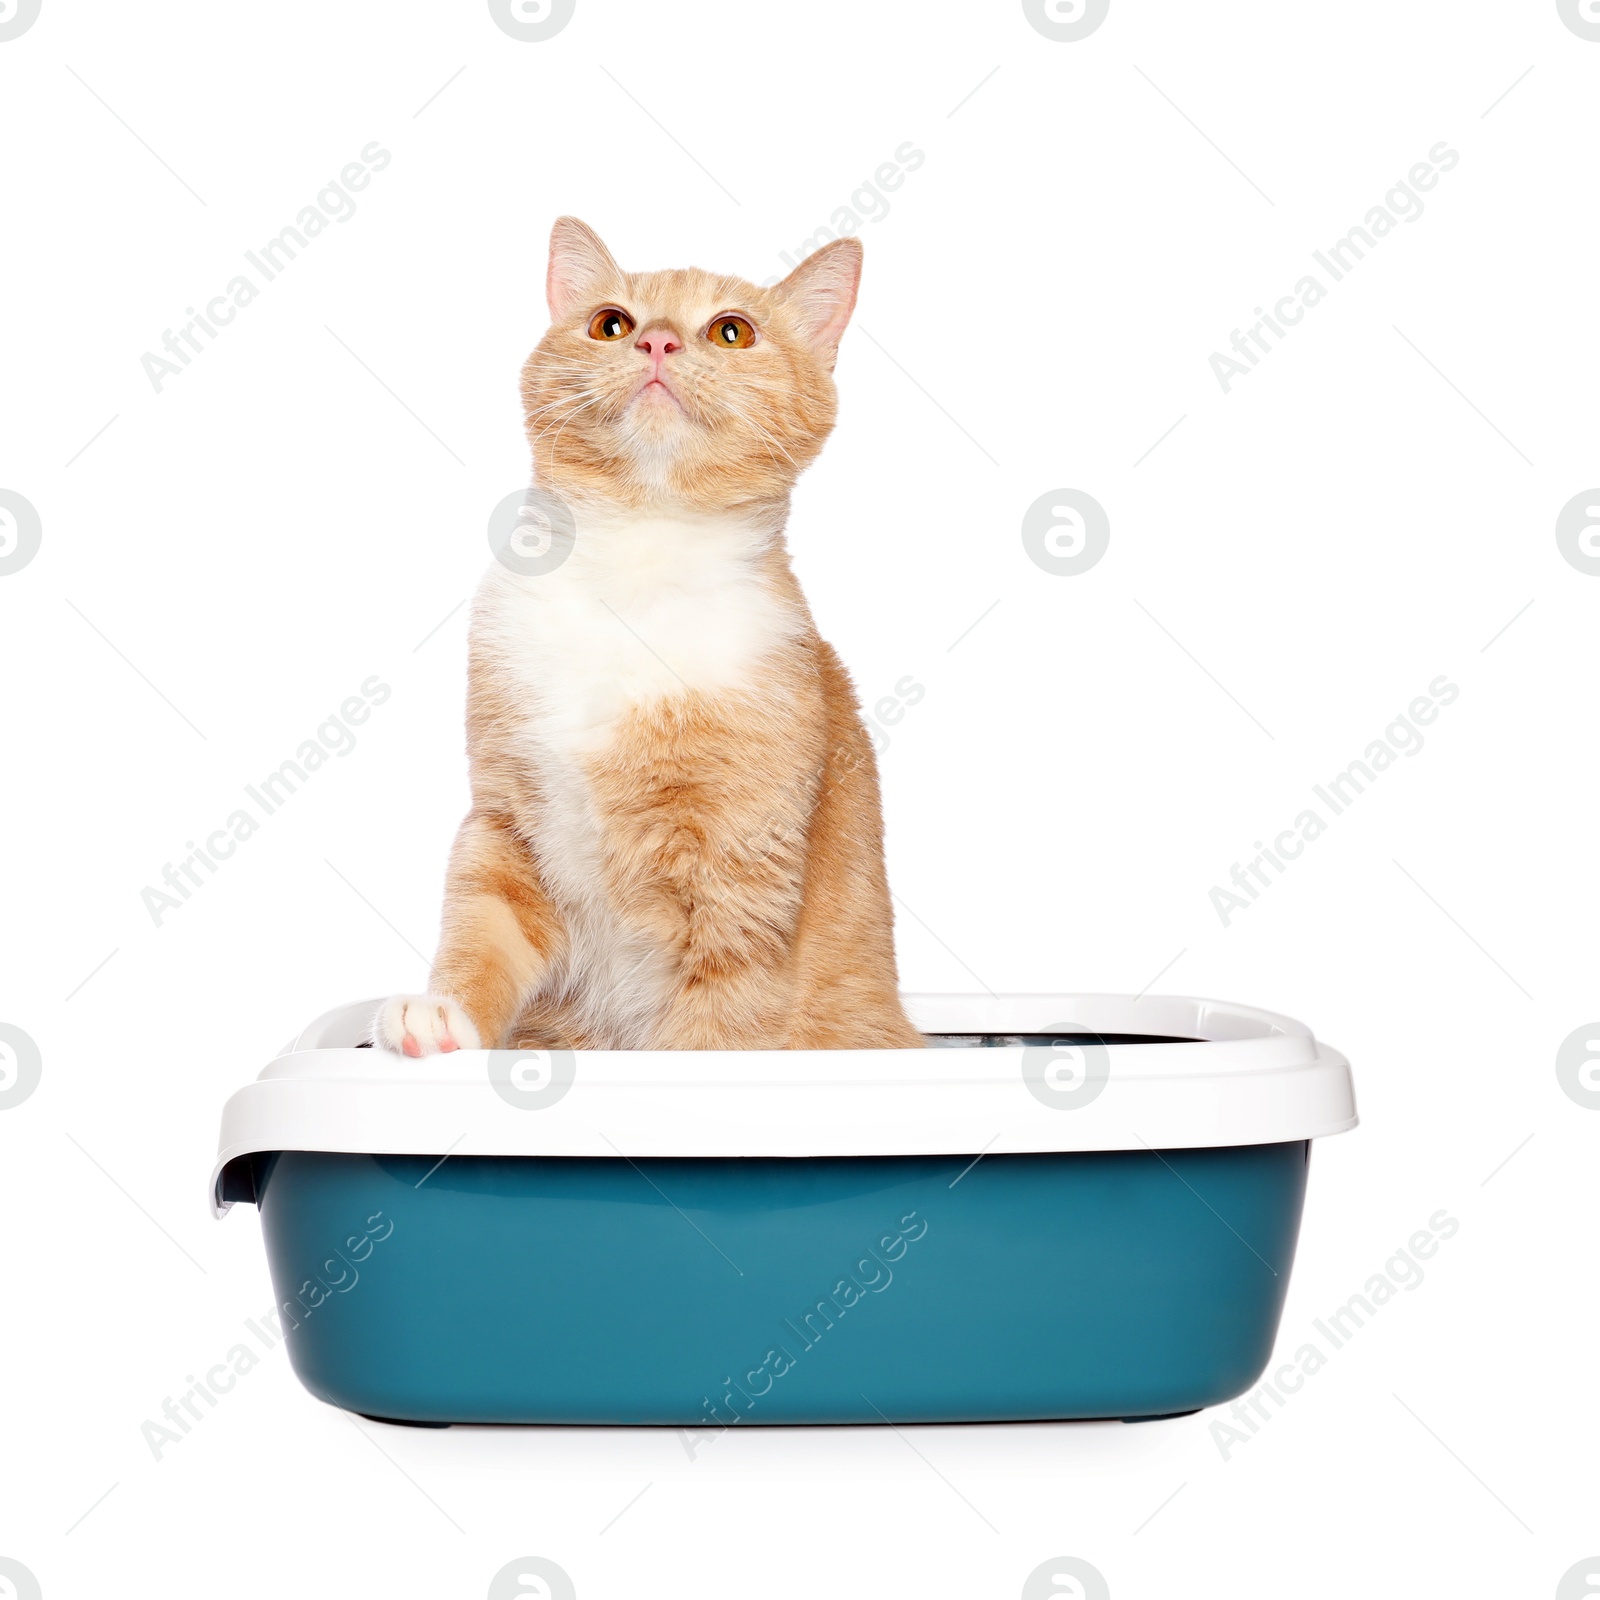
left=373, top=217, right=923, bottom=1055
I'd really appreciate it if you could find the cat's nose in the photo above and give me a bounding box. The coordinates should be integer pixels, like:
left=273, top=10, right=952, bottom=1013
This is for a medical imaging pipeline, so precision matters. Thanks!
left=635, top=325, right=682, bottom=361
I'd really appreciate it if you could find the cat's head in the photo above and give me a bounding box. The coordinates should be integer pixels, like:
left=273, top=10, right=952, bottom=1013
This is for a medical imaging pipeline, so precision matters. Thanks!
left=521, top=218, right=862, bottom=512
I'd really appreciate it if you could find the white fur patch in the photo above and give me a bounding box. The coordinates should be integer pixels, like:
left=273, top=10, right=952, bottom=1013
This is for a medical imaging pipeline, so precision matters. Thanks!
left=474, top=503, right=804, bottom=1045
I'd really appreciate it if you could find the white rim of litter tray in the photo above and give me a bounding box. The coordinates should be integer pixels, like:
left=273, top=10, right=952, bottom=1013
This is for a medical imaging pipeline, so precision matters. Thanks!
left=210, top=994, right=1356, bottom=1215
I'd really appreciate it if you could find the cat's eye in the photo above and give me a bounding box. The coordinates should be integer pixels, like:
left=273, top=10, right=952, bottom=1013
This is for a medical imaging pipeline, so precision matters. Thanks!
left=587, top=308, right=635, bottom=341
left=707, top=314, right=756, bottom=349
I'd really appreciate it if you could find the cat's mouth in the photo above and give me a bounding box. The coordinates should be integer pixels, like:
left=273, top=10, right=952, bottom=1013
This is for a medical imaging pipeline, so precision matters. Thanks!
left=632, top=375, right=685, bottom=413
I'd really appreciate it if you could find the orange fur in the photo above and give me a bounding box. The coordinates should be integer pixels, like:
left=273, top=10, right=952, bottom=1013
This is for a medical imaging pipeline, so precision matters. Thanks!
left=380, top=219, right=921, bottom=1054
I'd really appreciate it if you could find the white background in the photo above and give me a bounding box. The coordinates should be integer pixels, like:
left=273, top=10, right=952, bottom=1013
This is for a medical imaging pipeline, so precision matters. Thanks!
left=2, top=0, right=1597, bottom=1595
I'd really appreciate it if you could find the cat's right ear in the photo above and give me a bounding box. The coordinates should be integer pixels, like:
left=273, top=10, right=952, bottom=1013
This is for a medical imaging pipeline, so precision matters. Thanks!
left=773, top=236, right=863, bottom=368
left=547, top=217, right=622, bottom=322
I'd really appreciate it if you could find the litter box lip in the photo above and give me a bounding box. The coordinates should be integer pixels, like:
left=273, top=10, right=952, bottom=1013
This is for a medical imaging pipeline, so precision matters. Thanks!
left=210, top=993, right=1356, bottom=1216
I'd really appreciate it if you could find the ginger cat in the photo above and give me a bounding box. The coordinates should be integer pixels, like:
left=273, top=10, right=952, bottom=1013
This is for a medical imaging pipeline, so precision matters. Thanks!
left=374, top=218, right=922, bottom=1055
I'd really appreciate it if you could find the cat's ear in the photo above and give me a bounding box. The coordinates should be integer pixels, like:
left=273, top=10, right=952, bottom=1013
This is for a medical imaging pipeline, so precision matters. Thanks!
left=773, top=237, right=862, bottom=366
left=547, top=217, right=623, bottom=321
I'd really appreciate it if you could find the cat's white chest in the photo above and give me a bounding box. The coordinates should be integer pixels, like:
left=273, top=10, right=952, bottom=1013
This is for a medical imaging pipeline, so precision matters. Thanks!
left=479, top=510, right=799, bottom=756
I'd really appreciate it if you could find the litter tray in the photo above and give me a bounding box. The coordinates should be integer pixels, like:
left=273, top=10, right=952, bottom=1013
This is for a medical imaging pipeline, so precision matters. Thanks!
left=210, top=994, right=1355, bottom=1427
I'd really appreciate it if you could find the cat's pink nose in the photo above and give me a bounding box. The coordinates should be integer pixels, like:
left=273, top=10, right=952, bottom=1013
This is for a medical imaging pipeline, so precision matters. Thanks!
left=635, top=325, right=682, bottom=362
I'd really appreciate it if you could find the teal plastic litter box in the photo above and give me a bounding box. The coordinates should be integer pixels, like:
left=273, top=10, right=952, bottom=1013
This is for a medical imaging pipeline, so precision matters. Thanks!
left=210, top=994, right=1355, bottom=1427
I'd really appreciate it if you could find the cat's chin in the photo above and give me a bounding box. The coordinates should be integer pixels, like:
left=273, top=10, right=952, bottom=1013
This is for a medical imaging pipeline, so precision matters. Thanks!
left=623, top=387, right=696, bottom=452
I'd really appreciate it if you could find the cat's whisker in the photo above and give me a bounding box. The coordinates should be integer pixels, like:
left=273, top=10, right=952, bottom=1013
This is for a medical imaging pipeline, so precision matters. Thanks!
left=544, top=390, right=612, bottom=456
left=714, top=396, right=799, bottom=469
left=525, top=393, right=597, bottom=429
left=525, top=387, right=607, bottom=437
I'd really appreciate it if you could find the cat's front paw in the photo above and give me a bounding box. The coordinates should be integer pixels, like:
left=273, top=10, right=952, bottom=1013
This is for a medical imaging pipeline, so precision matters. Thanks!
left=372, top=994, right=482, bottom=1058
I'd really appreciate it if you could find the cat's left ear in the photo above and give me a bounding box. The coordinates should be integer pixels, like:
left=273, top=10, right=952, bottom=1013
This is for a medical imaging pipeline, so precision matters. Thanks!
left=773, top=237, right=862, bottom=368
left=547, top=216, right=623, bottom=321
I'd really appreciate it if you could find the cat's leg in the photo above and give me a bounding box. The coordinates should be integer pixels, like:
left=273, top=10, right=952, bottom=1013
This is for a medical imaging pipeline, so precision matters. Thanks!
left=593, top=705, right=820, bottom=1051
left=372, top=810, right=564, bottom=1056
left=592, top=823, right=802, bottom=1051
left=647, top=857, right=803, bottom=1051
